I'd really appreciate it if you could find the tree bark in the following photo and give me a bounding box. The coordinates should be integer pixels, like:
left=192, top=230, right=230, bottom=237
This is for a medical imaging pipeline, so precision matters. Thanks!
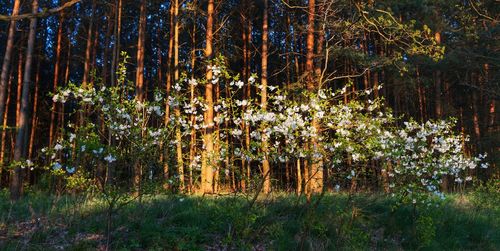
left=261, top=0, right=271, bottom=194
left=0, top=0, right=21, bottom=133
left=201, top=0, right=215, bottom=193
left=306, top=0, right=323, bottom=195
left=10, top=0, right=38, bottom=201
left=134, top=0, right=147, bottom=193
left=49, top=5, right=65, bottom=146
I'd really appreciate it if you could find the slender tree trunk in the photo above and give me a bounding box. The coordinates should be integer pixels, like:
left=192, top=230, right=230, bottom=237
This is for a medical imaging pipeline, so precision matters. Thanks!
left=102, top=6, right=114, bottom=87
left=83, top=0, right=97, bottom=86
left=434, top=32, right=443, bottom=119
left=261, top=0, right=271, bottom=194
left=49, top=8, right=65, bottom=146
left=134, top=0, right=147, bottom=194
left=188, top=0, right=197, bottom=192
left=173, top=0, right=184, bottom=191
left=111, top=0, right=122, bottom=86
left=0, top=0, right=21, bottom=129
left=28, top=60, right=41, bottom=160
left=240, top=13, right=248, bottom=192
left=15, top=53, right=22, bottom=130
left=306, top=0, right=323, bottom=195
left=136, top=0, right=147, bottom=101
left=0, top=70, right=13, bottom=185
left=201, top=0, right=215, bottom=193
left=163, top=2, right=175, bottom=187
left=10, top=0, right=38, bottom=200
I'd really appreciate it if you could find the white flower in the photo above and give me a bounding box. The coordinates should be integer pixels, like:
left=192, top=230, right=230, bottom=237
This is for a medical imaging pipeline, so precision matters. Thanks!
left=188, top=78, right=198, bottom=86
left=248, top=76, right=256, bottom=84
left=231, top=129, right=243, bottom=137
left=54, top=144, right=64, bottom=151
left=174, top=83, right=182, bottom=91
left=235, top=80, right=244, bottom=89
left=104, top=154, right=117, bottom=163
left=69, top=133, right=76, bottom=142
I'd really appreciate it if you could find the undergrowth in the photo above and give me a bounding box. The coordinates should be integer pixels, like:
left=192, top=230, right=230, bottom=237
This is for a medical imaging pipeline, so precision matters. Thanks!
left=0, top=189, right=498, bottom=250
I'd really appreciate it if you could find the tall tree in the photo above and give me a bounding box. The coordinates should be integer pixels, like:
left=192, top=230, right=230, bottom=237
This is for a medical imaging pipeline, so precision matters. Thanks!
left=305, top=0, right=323, bottom=194
left=201, top=0, right=215, bottom=193
left=134, top=0, right=147, bottom=193
left=49, top=1, right=66, bottom=146
left=261, top=0, right=271, bottom=194
left=10, top=0, right=38, bottom=200
left=0, top=0, right=21, bottom=135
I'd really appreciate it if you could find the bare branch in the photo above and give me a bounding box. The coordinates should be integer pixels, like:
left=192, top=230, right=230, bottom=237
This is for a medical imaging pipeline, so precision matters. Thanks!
left=0, top=0, right=82, bottom=22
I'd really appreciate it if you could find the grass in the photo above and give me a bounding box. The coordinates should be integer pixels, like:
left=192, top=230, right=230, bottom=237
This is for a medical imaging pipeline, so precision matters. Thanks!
left=0, top=189, right=498, bottom=250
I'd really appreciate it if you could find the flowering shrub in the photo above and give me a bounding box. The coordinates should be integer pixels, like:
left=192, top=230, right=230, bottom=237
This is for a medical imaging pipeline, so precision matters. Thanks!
left=382, top=120, right=488, bottom=206
left=31, top=56, right=490, bottom=206
left=44, top=54, right=168, bottom=190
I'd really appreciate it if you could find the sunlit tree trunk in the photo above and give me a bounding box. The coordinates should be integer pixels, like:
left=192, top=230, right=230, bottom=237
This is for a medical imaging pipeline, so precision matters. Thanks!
left=201, top=0, right=215, bottom=193
left=136, top=0, right=146, bottom=101
left=306, top=0, right=323, bottom=195
left=133, top=0, right=147, bottom=194
left=10, top=0, right=38, bottom=200
left=261, top=0, right=271, bottom=194
left=172, top=0, right=184, bottom=191
left=188, top=0, right=198, bottom=192
left=163, top=2, right=175, bottom=187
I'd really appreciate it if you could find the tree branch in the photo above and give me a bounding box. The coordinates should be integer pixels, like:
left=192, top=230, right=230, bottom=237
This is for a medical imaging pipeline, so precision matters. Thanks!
left=0, top=0, right=82, bottom=22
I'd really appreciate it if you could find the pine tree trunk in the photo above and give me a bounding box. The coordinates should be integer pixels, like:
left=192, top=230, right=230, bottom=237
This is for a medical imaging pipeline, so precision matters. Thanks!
left=261, top=0, right=271, bottom=194
left=49, top=8, right=65, bottom=146
left=201, top=0, right=215, bottom=193
left=10, top=0, right=38, bottom=201
left=134, top=0, right=147, bottom=194
left=28, top=60, right=40, bottom=160
left=83, top=0, right=96, bottom=86
left=0, top=0, right=21, bottom=129
left=0, top=70, right=13, bottom=186
left=306, top=0, right=323, bottom=195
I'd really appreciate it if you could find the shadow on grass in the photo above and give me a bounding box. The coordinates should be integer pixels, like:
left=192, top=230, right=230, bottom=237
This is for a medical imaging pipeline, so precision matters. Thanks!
left=0, top=190, right=498, bottom=250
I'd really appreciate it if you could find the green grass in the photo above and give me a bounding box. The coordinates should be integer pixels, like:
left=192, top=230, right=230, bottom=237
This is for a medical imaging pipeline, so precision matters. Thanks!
left=0, top=190, right=498, bottom=250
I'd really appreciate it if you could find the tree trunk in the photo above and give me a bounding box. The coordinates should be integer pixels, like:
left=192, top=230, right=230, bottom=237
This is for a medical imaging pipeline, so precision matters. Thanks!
left=83, top=0, right=96, bottom=86
left=10, top=0, right=38, bottom=201
left=305, top=0, right=323, bottom=195
left=49, top=6, right=65, bottom=146
left=134, top=0, right=147, bottom=194
left=201, top=0, right=215, bottom=193
left=261, top=0, right=271, bottom=194
left=0, top=0, right=21, bottom=130
left=0, top=70, right=13, bottom=185
left=173, top=0, right=184, bottom=191
left=110, top=0, right=122, bottom=87
left=28, top=60, right=41, bottom=160
left=163, top=2, right=175, bottom=187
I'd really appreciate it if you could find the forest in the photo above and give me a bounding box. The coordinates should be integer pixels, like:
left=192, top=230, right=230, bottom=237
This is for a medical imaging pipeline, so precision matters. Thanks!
left=0, top=0, right=498, bottom=250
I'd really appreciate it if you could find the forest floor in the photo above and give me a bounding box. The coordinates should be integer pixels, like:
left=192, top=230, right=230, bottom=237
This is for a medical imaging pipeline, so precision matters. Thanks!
left=0, top=188, right=498, bottom=250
